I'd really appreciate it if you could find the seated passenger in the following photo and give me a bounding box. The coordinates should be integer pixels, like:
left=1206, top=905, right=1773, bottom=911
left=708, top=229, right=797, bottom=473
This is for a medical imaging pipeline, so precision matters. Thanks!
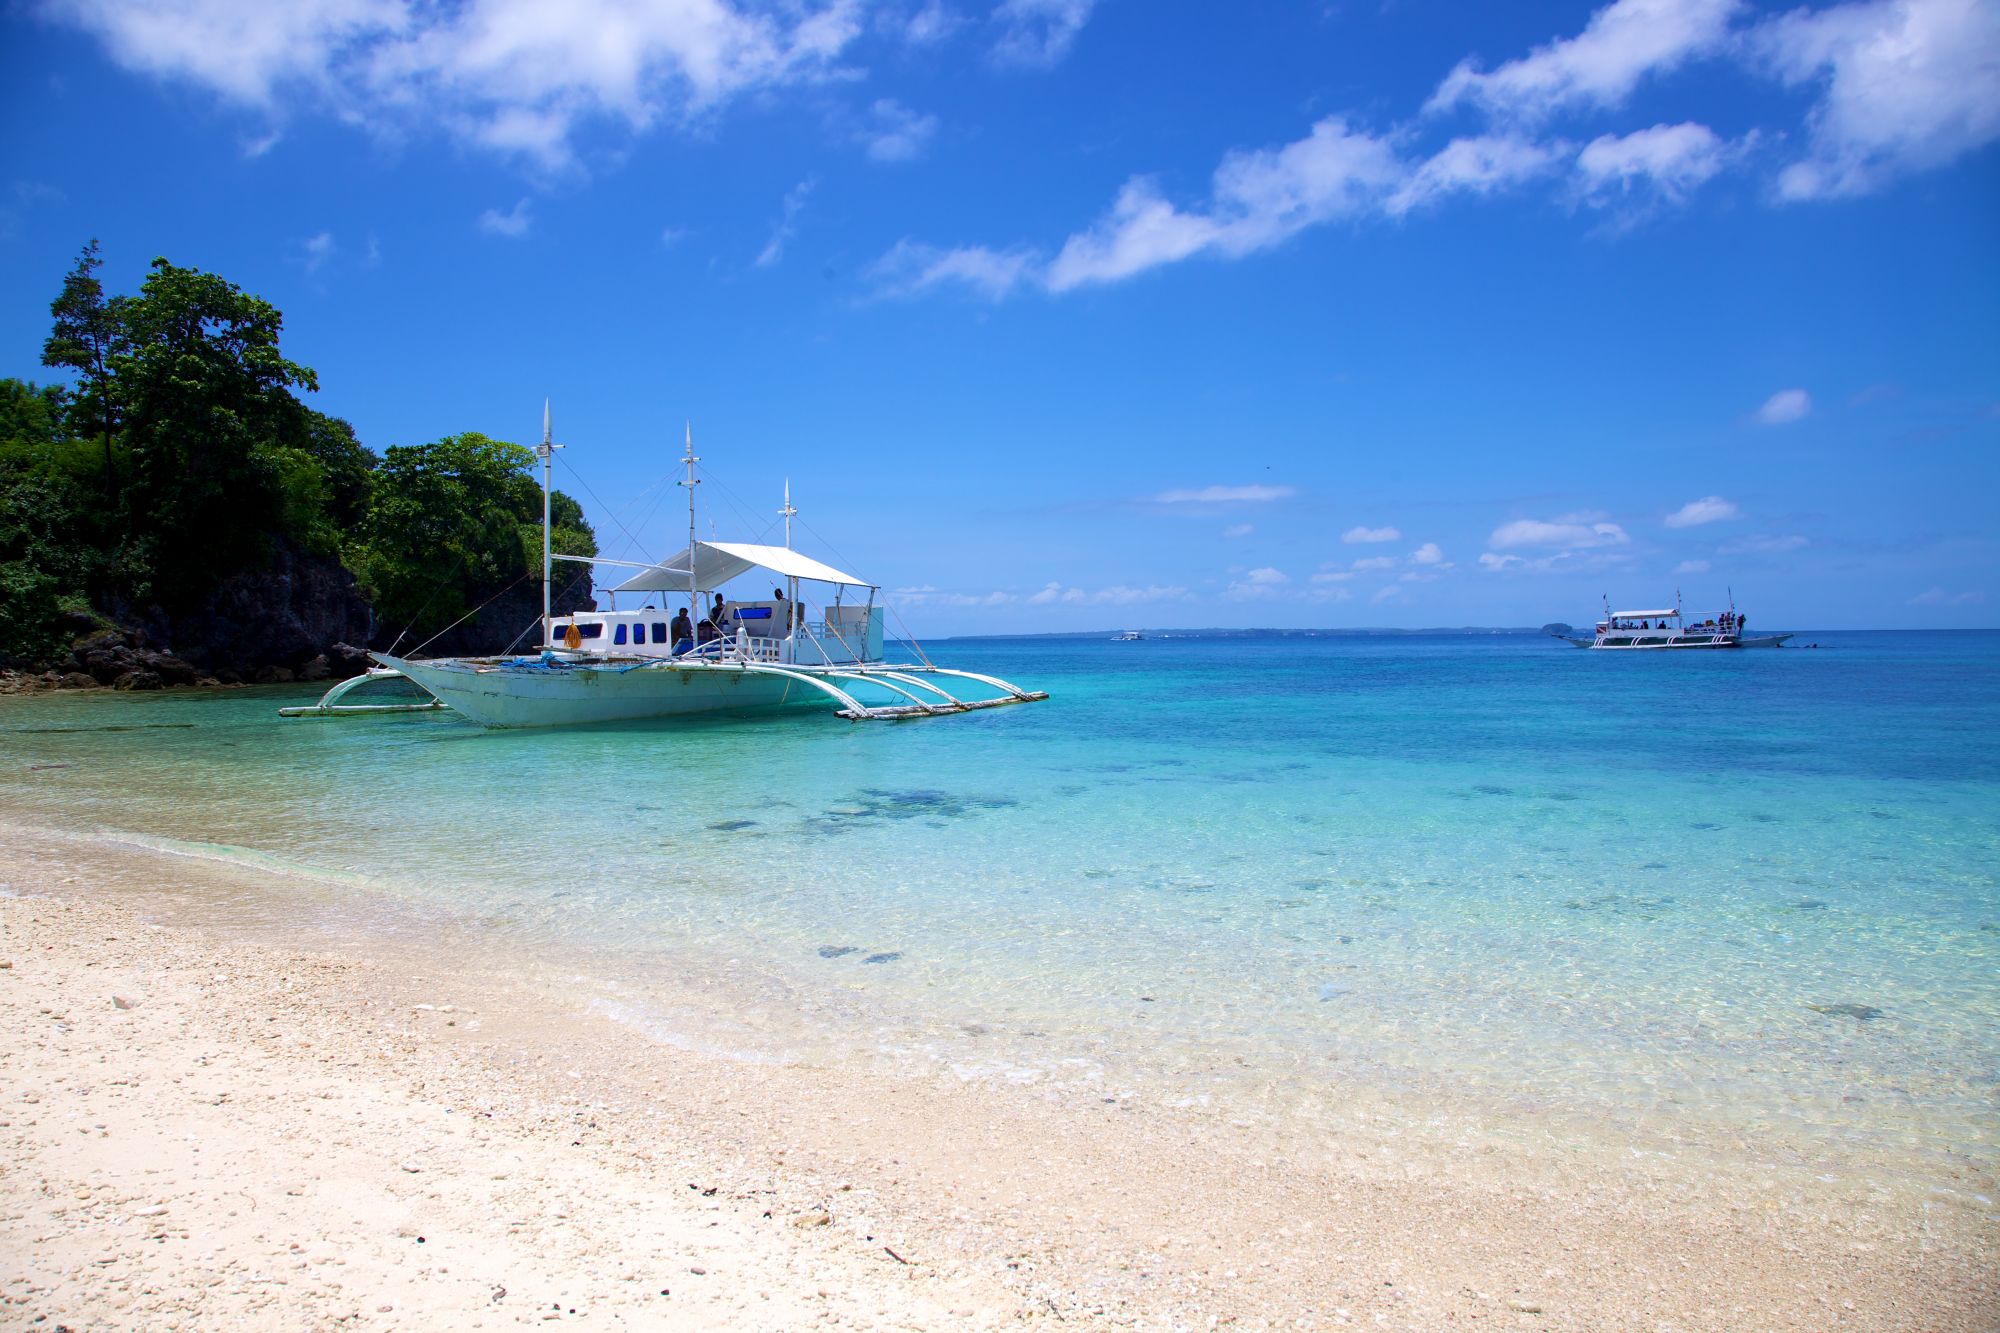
left=670, top=608, right=692, bottom=654
left=696, top=616, right=718, bottom=645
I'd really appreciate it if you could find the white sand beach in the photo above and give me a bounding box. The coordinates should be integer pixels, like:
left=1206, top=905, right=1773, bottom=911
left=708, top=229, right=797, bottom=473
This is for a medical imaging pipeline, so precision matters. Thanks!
left=2, top=822, right=1993, bottom=1331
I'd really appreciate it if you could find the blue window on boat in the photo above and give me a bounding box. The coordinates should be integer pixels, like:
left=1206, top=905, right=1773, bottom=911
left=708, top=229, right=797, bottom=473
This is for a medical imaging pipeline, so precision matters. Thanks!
left=613, top=624, right=628, bottom=645
left=573, top=622, right=602, bottom=639
left=651, top=622, right=669, bottom=644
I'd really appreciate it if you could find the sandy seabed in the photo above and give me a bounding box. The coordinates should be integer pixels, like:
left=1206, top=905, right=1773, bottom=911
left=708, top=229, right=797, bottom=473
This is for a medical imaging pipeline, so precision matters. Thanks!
left=0, top=822, right=1993, bottom=1332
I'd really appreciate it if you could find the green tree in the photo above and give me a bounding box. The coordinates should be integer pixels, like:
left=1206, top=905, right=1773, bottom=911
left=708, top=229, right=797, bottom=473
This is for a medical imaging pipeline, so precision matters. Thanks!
left=108, top=258, right=319, bottom=604
left=40, top=240, right=128, bottom=501
left=359, top=432, right=595, bottom=647
left=0, top=379, right=99, bottom=663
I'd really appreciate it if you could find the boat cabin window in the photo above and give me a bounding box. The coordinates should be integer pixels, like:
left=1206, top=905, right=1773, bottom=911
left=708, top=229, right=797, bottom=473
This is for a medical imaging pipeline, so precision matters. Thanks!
left=573, top=622, right=602, bottom=639
left=613, top=624, right=628, bottom=646
left=651, top=622, right=669, bottom=644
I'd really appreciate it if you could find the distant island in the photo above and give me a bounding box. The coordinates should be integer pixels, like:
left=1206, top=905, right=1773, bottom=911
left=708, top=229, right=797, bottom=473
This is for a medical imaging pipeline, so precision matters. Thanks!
left=1, top=243, right=598, bottom=691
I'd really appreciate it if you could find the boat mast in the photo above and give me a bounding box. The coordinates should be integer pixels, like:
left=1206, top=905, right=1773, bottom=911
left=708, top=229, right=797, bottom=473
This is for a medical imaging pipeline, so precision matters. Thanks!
left=680, top=423, right=700, bottom=621
left=539, top=400, right=555, bottom=646
left=779, top=479, right=799, bottom=615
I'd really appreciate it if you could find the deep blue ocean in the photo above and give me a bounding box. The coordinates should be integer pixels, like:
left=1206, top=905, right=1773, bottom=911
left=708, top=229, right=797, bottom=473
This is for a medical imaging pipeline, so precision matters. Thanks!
left=4, top=630, right=1995, bottom=1200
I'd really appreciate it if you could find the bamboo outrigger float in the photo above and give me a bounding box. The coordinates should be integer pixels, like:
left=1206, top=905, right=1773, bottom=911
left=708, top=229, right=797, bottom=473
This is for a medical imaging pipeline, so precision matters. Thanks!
left=281, top=411, right=1047, bottom=727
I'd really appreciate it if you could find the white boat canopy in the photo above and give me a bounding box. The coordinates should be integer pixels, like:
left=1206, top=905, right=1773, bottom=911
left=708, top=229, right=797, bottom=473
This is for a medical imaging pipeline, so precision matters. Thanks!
left=613, top=539, right=873, bottom=594
left=1611, top=609, right=1680, bottom=619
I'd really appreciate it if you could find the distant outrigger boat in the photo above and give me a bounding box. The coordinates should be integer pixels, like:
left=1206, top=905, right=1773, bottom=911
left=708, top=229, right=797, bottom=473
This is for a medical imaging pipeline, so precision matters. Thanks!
left=284, top=413, right=1047, bottom=726
left=1111, top=630, right=1144, bottom=641
left=1562, top=594, right=1792, bottom=650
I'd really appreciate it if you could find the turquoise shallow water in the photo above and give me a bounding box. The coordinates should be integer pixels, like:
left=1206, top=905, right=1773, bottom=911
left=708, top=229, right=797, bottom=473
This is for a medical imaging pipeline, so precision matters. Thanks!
left=4, top=631, right=1997, bottom=1196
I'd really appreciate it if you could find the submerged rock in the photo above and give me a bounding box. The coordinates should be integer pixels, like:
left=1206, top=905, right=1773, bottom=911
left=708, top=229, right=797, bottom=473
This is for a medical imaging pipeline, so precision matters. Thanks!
left=1807, top=1002, right=1883, bottom=1022
left=816, top=946, right=857, bottom=959
left=863, top=951, right=902, bottom=964
left=707, top=819, right=758, bottom=832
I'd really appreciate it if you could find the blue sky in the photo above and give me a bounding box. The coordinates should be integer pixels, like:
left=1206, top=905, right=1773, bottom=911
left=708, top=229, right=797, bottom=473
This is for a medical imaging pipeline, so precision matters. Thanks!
left=2, top=0, right=1996, bottom=632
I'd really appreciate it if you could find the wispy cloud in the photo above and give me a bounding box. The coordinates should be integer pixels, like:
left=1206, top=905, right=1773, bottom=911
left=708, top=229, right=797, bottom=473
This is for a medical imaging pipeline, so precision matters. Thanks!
left=1151, top=484, right=1297, bottom=504
left=1909, top=586, right=1985, bottom=606
left=1425, top=0, right=1743, bottom=123
left=990, top=0, right=1097, bottom=69
left=1754, top=387, right=1812, bottom=424
left=299, top=229, right=336, bottom=272
left=1719, top=533, right=1809, bottom=555
left=1576, top=122, right=1739, bottom=209
left=1664, top=495, right=1739, bottom=528
left=757, top=177, right=815, bottom=268
left=858, top=98, right=939, bottom=163
left=1675, top=558, right=1712, bottom=574
left=1342, top=524, right=1401, bottom=543
left=1222, top=523, right=1255, bottom=539
left=477, top=197, right=533, bottom=237
left=1490, top=516, right=1630, bottom=549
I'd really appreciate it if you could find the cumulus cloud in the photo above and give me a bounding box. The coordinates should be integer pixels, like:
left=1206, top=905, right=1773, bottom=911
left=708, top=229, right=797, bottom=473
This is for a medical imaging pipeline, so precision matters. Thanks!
left=45, top=0, right=864, bottom=170
left=1343, top=525, right=1401, bottom=543
left=1755, top=388, right=1812, bottom=424
left=1664, top=495, right=1740, bottom=527
left=1410, top=542, right=1446, bottom=565
left=1426, top=0, right=1743, bottom=123
left=1226, top=567, right=1294, bottom=599
left=858, top=98, right=938, bottom=163
left=1151, top=484, right=1297, bottom=504
left=1351, top=555, right=1398, bottom=571
left=477, top=196, right=533, bottom=236
left=1490, top=516, right=1630, bottom=549
left=990, top=0, right=1096, bottom=68
left=1753, top=0, right=2000, bottom=200
left=1576, top=122, right=1736, bottom=206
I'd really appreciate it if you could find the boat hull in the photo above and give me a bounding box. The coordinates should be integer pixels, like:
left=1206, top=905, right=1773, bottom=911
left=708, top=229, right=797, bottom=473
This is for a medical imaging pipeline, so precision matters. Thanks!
left=379, top=655, right=804, bottom=728
left=1565, top=633, right=1794, bottom=650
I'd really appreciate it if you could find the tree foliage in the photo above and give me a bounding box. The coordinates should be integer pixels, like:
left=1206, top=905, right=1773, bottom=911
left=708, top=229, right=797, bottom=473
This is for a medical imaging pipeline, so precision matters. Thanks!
left=1, top=246, right=597, bottom=668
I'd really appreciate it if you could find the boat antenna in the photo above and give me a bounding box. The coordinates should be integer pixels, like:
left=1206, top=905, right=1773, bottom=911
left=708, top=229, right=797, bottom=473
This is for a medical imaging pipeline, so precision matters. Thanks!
left=780, top=478, right=796, bottom=549
left=679, top=422, right=699, bottom=621
left=539, top=399, right=563, bottom=647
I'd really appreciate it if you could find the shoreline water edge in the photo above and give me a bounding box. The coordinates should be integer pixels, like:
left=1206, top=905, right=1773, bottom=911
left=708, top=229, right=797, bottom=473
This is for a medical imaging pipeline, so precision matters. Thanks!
left=3, top=815, right=1993, bottom=1330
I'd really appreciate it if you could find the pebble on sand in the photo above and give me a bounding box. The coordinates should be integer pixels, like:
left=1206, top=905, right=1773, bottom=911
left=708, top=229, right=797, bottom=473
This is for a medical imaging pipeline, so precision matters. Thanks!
left=113, top=994, right=140, bottom=1010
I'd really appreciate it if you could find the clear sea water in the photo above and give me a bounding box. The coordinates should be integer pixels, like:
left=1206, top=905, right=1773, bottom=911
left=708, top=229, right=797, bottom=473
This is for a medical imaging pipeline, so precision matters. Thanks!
left=5, top=631, right=1996, bottom=1203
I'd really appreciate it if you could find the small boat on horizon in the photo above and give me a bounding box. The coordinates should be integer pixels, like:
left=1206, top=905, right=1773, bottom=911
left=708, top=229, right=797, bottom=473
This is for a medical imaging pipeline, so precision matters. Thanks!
left=1560, top=595, right=1792, bottom=650
left=1111, top=630, right=1144, bottom=641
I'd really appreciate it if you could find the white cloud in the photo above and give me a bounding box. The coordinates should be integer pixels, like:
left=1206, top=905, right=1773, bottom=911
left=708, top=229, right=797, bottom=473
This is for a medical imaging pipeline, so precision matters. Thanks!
left=1025, top=580, right=1190, bottom=606
left=1343, top=525, right=1401, bottom=543
left=477, top=196, right=533, bottom=236
left=1400, top=570, right=1441, bottom=583
left=893, top=1, right=958, bottom=46
left=869, top=239, right=1040, bottom=299
left=1222, top=523, right=1255, bottom=539
left=1719, top=533, right=1809, bottom=554
left=1490, top=517, right=1630, bottom=549
left=1576, top=122, right=1734, bottom=205
left=1410, top=541, right=1446, bottom=565
left=1478, top=549, right=1633, bottom=574
left=1426, top=0, right=1743, bottom=123
left=1675, top=558, right=1713, bottom=573
left=756, top=177, right=814, bottom=268
left=1371, top=584, right=1406, bottom=604
left=1310, top=569, right=1355, bottom=584
left=1754, top=0, right=2000, bottom=200
left=1351, top=555, right=1398, bottom=571
left=1243, top=567, right=1288, bottom=585
left=1226, top=567, right=1293, bottom=600
left=47, top=0, right=865, bottom=170
left=1755, top=387, right=1812, bottom=424
left=1664, top=495, right=1739, bottom=527
left=859, top=98, right=938, bottom=163
left=300, top=229, right=336, bottom=271
left=990, top=0, right=1096, bottom=68
left=1152, top=484, right=1297, bottom=504
left=1387, top=135, right=1563, bottom=214
left=1909, top=586, right=1985, bottom=606
left=1045, top=117, right=1404, bottom=291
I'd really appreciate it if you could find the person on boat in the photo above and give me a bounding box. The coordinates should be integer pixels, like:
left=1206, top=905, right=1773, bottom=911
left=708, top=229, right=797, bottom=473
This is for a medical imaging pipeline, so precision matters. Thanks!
left=696, top=616, right=719, bottom=646
left=670, top=608, right=692, bottom=654
left=710, top=593, right=727, bottom=627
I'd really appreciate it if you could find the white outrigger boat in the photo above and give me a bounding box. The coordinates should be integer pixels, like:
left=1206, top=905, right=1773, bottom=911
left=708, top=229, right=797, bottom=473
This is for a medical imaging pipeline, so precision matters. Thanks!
left=284, top=415, right=1047, bottom=727
left=1562, top=595, right=1791, bottom=650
